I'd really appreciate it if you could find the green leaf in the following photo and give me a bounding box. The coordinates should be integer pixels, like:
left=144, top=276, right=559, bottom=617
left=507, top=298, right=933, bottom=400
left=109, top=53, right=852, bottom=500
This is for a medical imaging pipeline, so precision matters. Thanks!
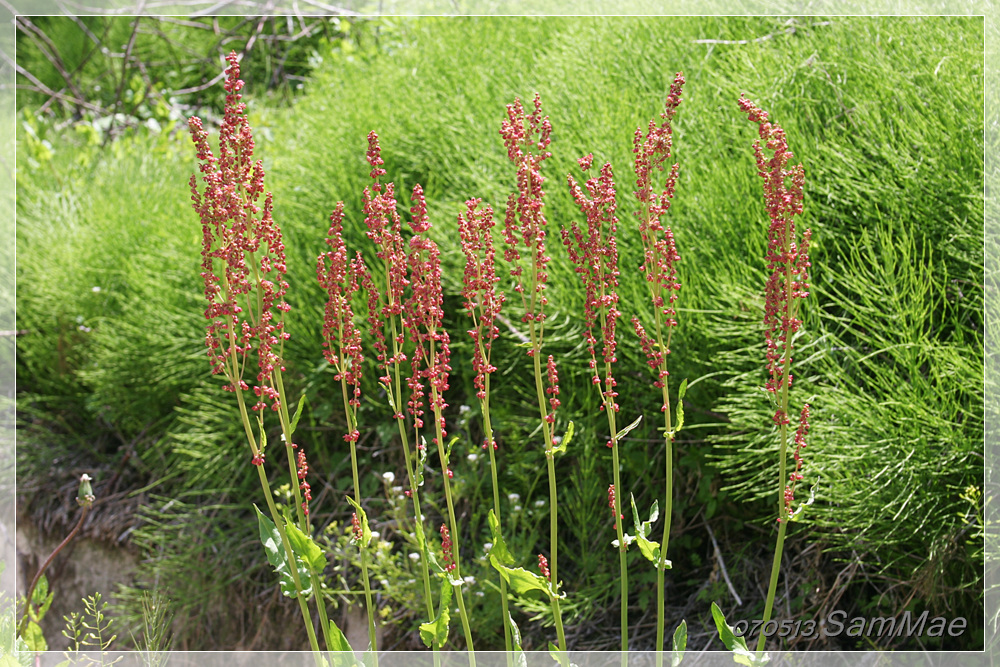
left=551, top=421, right=574, bottom=456
left=490, top=558, right=551, bottom=596
left=675, top=378, right=688, bottom=434
left=710, top=602, right=760, bottom=666
left=788, top=478, right=819, bottom=523
left=327, top=617, right=355, bottom=661
left=671, top=620, right=687, bottom=667
left=425, top=549, right=447, bottom=574
left=345, top=497, right=373, bottom=548
left=285, top=521, right=327, bottom=573
left=290, top=392, right=308, bottom=436
left=487, top=509, right=514, bottom=566
left=616, top=415, right=643, bottom=442
left=419, top=580, right=452, bottom=649
left=380, top=382, right=397, bottom=412
left=255, top=504, right=311, bottom=597
left=22, top=622, right=46, bottom=652
left=508, top=614, right=528, bottom=667
left=628, top=494, right=662, bottom=563
left=416, top=437, right=428, bottom=487
left=444, top=435, right=459, bottom=469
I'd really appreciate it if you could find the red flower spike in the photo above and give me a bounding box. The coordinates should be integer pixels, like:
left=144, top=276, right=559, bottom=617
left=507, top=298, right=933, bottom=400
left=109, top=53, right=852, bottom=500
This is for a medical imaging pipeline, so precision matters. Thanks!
left=189, top=51, right=291, bottom=414
left=351, top=512, right=363, bottom=541
left=459, top=199, right=505, bottom=402
left=564, top=160, right=621, bottom=413
left=737, top=95, right=810, bottom=415
left=440, top=523, right=457, bottom=572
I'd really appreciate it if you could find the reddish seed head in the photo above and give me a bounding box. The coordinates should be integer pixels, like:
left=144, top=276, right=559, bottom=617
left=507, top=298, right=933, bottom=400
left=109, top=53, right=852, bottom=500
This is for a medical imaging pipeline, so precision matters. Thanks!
left=459, top=199, right=504, bottom=401
left=565, top=160, right=621, bottom=413
left=189, top=51, right=290, bottom=415
left=440, top=523, right=457, bottom=572
left=538, top=554, right=551, bottom=581
left=608, top=484, right=623, bottom=522
left=351, top=512, right=362, bottom=541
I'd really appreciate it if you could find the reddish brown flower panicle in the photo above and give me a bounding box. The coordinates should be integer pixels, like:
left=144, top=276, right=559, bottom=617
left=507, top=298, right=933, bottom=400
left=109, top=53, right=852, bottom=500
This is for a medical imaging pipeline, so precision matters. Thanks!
left=317, top=203, right=365, bottom=413
left=189, top=51, right=290, bottom=413
left=297, top=448, right=312, bottom=517
left=501, top=94, right=553, bottom=331
left=738, top=95, right=810, bottom=426
left=608, top=483, right=623, bottom=522
left=779, top=404, right=811, bottom=521
left=440, top=523, right=457, bottom=572
left=545, top=355, right=561, bottom=428
left=459, top=199, right=505, bottom=402
left=564, top=161, right=621, bottom=414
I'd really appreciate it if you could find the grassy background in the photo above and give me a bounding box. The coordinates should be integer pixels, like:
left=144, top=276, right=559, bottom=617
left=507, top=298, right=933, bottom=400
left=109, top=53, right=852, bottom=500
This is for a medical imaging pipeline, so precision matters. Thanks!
left=15, top=16, right=983, bottom=651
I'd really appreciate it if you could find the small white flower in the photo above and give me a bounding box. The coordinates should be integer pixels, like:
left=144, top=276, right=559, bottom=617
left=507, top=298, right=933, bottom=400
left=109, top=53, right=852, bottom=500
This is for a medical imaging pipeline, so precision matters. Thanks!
left=380, top=579, right=389, bottom=587
left=77, top=325, right=91, bottom=332
left=475, top=591, right=484, bottom=597
left=382, top=471, right=395, bottom=484
left=459, top=404, right=471, bottom=414
left=371, top=531, right=380, bottom=540
left=534, top=499, right=546, bottom=508
left=407, top=579, right=416, bottom=584
left=391, top=485, right=403, bottom=494
left=483, top=542, right=493, bottom=552
left=464, top=576, right=476, bottom=585
left=513, top=505, right=522, bottom=512
left=91, top=286, right=101, bottom=293
left=75, top=315, right=84, bottom=323
left=467, top=453, right=478, bottom=462
left=507, top=493, right=520, bottom=502
left=280, top=434, right=286, bottom=442
left=409, top=552, right=420, bottom=562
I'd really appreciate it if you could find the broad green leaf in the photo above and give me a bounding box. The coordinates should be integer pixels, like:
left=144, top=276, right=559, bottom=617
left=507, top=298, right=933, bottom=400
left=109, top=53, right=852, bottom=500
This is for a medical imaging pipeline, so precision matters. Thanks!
left=285, top=521, right=327, bottom=573
left=255, top=505, right=311, bottom=597
left=425, top=549, right=447, bottom=575
left=671, top=620, right=687, bottom=667
left=628, top=494, right=661, bottom=563
left=635, top=534, right=661, bottom=563
left=710, top=602, right=759, bottom=666
left=508, top=613, right=528, bottom=667
left=419, top=580, right=452, bottom=649
left=675, top=378, right=688, bottom=434
left=290, top=392, right=308, bottom=436
left=345, top=497, right=373, bottom=548
left=490, top=558, right=551, bottom=596
left=487, top=509, right=514, bottom=566
left=30, top=575, right=52, bottom=621
left=551, top=421, right=574, bottom=456
left=616, top=415, right=643, bottom=442
left=22, top=622, right=45, bottom=653
left=327, top=618, right=357, bottom=667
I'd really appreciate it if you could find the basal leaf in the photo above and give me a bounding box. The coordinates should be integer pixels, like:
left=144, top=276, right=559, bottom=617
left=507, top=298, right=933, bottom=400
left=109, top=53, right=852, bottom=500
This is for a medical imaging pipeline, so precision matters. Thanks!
left=671, top=620, right=687, bottom=667
left=255, top=504, right=311, bottom=597
left=710, top=602, right=760, bottom=666
left=419, top=580, right=452, bottom=649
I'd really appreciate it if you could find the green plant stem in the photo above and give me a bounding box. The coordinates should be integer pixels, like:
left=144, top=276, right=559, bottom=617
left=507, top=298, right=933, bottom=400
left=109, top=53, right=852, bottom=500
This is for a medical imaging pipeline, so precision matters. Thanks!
left=654, top=322, right=675, bottom=667
left=480, top=369, right=514, bottom=663
left=607, top=399, right=627, bottom=663
left=429, top=375, right=477, bottom=667
left=342, top=372, right=379, bottom=662
left=387, top=313, right=439, bottom=667
left=755, top=228, right=797, bottom=659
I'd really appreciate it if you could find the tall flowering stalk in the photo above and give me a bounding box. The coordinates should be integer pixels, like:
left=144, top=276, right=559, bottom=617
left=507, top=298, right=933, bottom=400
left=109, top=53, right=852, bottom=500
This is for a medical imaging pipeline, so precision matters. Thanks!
left=563, top=157, right=630, bottom=658
left=458, top=198, right=514, bottom=656
left=630, top=73, right=685, bottom=665
left=500, top=94, right=569, bottom=659
left=737, top=95, right=812, bottom=658
left=317, top=203, right=378, bottom=658
left=359, top=134, right=439, bottom=649
left=404, top=185, right=477, bottom=662
left=188, top=51, right=322, bottom=656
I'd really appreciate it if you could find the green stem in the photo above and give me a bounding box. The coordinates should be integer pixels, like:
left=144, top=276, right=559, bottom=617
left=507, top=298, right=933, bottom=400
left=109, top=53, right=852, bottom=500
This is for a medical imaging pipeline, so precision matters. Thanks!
left=654, top=323, right=675, bottom=667
left=756, top=519, right=788, bottom=657
left=608, top=403, right=627, bottom=663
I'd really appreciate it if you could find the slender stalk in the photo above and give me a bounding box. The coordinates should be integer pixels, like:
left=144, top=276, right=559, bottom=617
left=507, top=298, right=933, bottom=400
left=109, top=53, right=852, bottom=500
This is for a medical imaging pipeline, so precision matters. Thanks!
left=342, top=371, right=379, bottom=661
left=653, top=315, right=676, bottom=667
left=17, top=505, right=89, bottom=638
left=605, top=381, right=627, bottom=663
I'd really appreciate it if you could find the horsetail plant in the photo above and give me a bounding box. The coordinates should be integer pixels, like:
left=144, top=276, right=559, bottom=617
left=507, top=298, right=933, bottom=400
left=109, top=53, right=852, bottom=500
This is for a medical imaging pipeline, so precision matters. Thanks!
left=496, top=94, right=570, bottom=665
left=629, top=72, right=689, bottom=666
left=712, top=96, right=813, bottom=665
left=188, top=51, right=335, bottom=661
left=317, top=202, right=379, bottom=659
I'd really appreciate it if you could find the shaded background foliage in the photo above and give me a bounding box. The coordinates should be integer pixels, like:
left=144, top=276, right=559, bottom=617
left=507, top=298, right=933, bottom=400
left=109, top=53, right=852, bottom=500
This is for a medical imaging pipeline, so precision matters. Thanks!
left=14, top=14, right=983, bottom=652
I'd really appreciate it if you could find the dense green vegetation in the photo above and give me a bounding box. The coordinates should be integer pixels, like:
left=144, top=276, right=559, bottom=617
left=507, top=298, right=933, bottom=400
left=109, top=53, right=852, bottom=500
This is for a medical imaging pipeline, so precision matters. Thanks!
left=16, top=16, right=983, bottom=651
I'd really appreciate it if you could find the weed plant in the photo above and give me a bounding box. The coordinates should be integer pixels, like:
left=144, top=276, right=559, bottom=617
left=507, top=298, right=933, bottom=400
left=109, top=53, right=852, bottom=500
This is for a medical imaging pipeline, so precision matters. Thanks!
left=15, top=15, right=983, bottom=651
